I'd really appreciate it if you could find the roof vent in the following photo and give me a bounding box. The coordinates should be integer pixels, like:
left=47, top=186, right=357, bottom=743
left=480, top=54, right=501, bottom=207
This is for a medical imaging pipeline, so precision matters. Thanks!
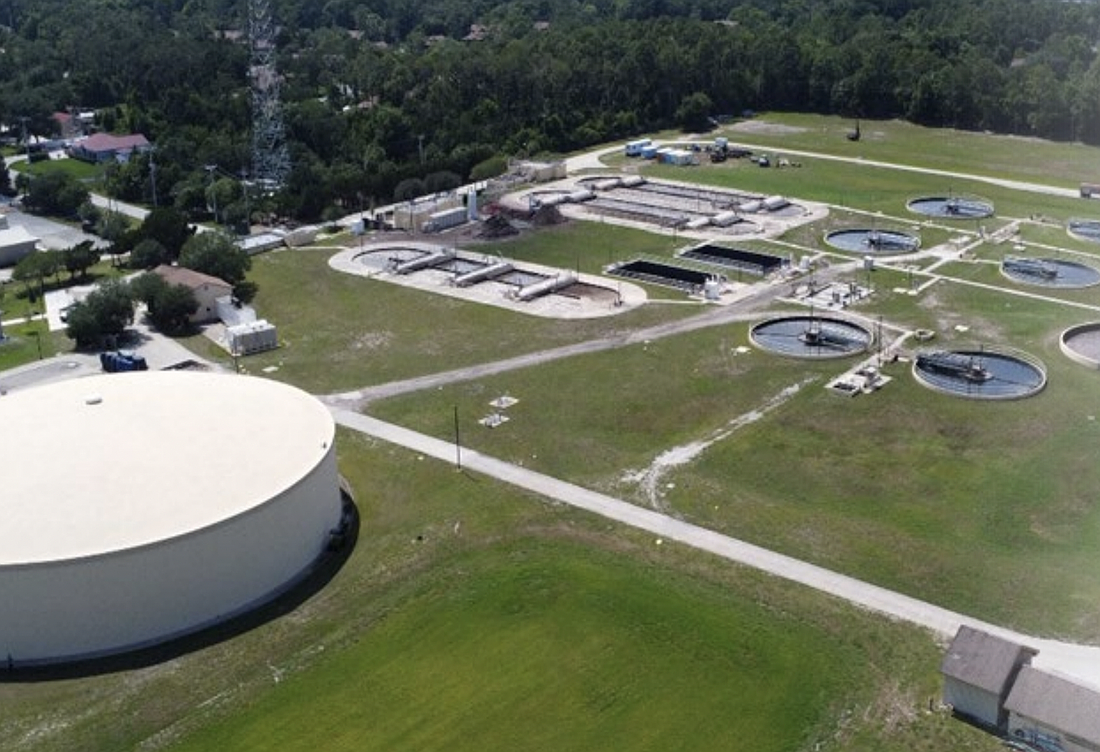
left=85, top=394, right=103, bottom=405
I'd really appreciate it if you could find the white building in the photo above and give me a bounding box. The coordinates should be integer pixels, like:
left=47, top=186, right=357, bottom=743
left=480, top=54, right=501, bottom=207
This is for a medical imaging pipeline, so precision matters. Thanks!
left=153, top=264, right=234, bottom=323
left=940, top=625, right=1037, bottom=730
left=1005, top=666, right=1100, bottom=752
left=0, top=372, right=344, bottom=665
left=0, top=216, right=40, bottom=267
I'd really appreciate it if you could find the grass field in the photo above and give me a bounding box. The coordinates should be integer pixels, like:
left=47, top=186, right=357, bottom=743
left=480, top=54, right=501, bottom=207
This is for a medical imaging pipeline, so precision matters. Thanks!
left=6, top=113, right=1100, bottom=751
left=712, top=113, right=1100, bottom=191
left=209, top=225, right=704, bottom=393
left=10, top=156, right=104, bottom=181
left=0, top=433, right=999, bottom=752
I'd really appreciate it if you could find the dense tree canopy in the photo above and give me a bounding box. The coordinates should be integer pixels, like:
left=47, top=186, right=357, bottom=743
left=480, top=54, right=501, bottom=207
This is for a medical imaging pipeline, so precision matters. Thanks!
left=130, top=272, right=199, bottom=334
left=1, top=0, right=1098, bottom=223
left=64, top=278, right=134, bottom=348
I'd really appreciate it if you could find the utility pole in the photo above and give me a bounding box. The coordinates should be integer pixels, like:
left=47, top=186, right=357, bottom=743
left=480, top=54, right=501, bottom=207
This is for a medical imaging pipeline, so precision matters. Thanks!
left=149, top=149, right=159, bottom=207
left=240, top=168, right=251, bottom=235
left=18, top=116, right=29, bottom=160
left=205, top=164, right=219, bottom=224
left=453, top=405, right=462, bottom=471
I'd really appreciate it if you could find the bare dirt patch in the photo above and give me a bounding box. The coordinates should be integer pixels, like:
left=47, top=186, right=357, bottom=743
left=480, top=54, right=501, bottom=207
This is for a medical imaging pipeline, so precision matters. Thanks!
left=727, top=120, right=809, bottom=136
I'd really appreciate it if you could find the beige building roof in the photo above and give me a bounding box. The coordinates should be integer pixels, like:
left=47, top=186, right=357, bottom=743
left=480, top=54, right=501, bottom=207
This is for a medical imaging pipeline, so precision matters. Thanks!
left=153, top=264, right=232, bottom=292
left=0, top=371, right=334, bottom=565
left=1006, top=666, right=1100, bottom=745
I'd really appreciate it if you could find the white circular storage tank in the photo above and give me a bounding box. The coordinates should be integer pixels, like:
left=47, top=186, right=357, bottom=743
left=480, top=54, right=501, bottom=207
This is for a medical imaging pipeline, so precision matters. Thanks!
left=0, top=371, right=343, bottom=665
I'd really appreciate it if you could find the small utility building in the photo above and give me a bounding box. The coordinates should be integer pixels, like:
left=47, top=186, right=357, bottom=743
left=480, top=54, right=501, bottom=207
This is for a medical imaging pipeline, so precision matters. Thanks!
left=940, top=625, right=1037, bottom=730
left=0, top=216, right=40, bottom=267
left=153, top=265, right=233, bottom=324
left=1004, top=666, right=1100, bottom=752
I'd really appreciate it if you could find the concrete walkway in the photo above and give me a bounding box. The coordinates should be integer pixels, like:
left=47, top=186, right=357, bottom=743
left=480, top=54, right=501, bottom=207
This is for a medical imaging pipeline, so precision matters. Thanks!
left=331, top=407, right=1100, bottom=690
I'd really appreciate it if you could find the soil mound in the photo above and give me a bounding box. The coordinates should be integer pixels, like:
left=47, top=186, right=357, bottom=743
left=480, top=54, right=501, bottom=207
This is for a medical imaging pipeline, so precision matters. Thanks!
left=477, top=213, right=519, bottom=239
left=531, top=205, right=566, bottom=226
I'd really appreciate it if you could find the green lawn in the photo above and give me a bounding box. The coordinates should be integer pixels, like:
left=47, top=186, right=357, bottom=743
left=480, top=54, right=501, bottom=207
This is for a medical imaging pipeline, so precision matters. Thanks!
left=170, top=543, right=848, bottom=752
left=0, top=433, right=999, bottom=752
left=230, top=229, right=705, bottom=393
left=6, top=114, right=1095, bottom=752
left=708, top=113, right=1100, bottom=191
left=370, top=272, right=1100, bottom=639
left=11, top=155, right=105, bottom=181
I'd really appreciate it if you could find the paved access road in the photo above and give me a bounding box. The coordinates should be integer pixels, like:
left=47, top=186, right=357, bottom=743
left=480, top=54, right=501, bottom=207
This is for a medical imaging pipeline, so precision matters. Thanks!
left=331, top=407, right=1100, bottom=690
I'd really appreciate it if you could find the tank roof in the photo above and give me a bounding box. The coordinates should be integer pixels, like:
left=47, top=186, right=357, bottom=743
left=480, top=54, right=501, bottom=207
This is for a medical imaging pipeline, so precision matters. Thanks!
left=0, top=371, right=334, bottom=565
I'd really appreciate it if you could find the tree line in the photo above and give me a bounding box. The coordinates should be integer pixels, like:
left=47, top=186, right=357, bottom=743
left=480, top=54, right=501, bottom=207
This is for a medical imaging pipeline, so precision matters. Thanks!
left=1, top=0, right=1098, bottom=224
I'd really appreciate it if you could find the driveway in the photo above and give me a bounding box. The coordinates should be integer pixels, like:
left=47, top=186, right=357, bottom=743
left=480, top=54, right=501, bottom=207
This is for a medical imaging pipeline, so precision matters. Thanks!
left=5, top=208, right=108, bottom=251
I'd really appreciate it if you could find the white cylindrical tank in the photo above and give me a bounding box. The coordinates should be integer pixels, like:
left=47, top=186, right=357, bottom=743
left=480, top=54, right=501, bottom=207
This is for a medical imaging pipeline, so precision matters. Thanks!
left=712, top=211, right=740, bottom=227
left=763, top=195, right=789, bottom=211
left=518, top=272, right=579, bottom=301
left=703, top=277, right=722, bottom=300
left=0, top=372, right=343, bottom=665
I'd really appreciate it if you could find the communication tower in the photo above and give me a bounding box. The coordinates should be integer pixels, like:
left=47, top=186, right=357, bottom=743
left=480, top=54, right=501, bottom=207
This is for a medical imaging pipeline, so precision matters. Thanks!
left=249, top=0, right=290, bottom=187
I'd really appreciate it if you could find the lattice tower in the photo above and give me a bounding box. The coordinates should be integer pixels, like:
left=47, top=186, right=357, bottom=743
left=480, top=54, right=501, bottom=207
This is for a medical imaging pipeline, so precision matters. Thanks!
left=249, top=0, right=290, bottom=187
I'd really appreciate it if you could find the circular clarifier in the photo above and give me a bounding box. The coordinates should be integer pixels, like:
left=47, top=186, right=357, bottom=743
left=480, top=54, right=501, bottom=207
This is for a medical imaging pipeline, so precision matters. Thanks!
left=750, top=316, right=873, bottom=358
left=912, top=347, right=1046, bottom=399
left=1068, top=219, right=1100, bottom=245
left=825, top=229, right=920, bottom=255
left=1001, top=257, right=1100, bottom=288
left=1061, top=322, right=1100, bottom=370
left=907, top=196, right=994, bottom=219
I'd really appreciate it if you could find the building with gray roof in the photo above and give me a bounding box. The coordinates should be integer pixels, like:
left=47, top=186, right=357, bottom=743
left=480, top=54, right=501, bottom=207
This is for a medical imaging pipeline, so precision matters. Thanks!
left=941, top=625, right=1037, bottom=730
left=1005, top=666, right=1100, bottom=752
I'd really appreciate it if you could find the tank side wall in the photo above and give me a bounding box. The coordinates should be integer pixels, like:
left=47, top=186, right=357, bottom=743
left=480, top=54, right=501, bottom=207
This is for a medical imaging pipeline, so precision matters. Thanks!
left=0, top=446, right=341, bottom=664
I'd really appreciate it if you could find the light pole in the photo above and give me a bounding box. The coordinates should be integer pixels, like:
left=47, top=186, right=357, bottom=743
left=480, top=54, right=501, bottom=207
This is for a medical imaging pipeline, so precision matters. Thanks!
left=453, top=405, right=462, bottom=471
left=205, top=164, right=219, bottom=225
left=28, top=311, right=42, bottom=359
left=240, top=169, right=251, bottom=236
left=148, top=147, right=159, bottom=207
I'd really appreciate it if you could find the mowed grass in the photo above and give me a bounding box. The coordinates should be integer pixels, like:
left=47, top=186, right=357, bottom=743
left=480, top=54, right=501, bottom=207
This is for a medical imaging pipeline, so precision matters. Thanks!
left=371, top=271, right=1100, bottom=639
left=0, top=433, right=998, bottom=752
left=645, top=151, right=1092, bottom=224
left=710, top=113, right=1100, bottom=191
left=167, top=544, right=841, bottom=752
left=11, top=156, right=105, bottom=181
left=217, top=225, right=703, bottom=393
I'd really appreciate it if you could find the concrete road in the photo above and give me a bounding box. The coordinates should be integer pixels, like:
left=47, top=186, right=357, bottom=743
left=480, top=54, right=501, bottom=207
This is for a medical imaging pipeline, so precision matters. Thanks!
left=330, top=407, right=1100, bottom=690
left=324, top=274, right=809, bottom=409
